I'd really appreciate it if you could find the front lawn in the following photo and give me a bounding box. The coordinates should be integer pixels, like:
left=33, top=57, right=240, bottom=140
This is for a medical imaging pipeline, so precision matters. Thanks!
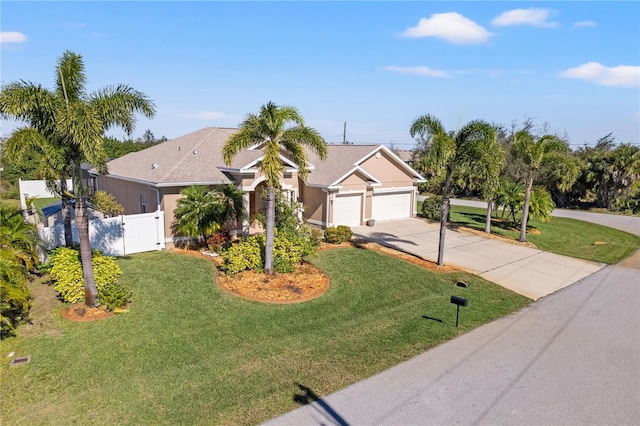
left=0, top=249, right=530, bottom=425
left=447, top=205, right=640, bottom=264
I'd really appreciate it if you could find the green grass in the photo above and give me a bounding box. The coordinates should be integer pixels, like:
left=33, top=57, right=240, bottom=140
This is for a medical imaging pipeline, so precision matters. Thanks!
left=0, top=249, right=530, bottom=425
left=31, top=197, right=60, bottom=219
left=0, top=197, right=22, bottom=210
left=444, top=204, right=640, bottom=264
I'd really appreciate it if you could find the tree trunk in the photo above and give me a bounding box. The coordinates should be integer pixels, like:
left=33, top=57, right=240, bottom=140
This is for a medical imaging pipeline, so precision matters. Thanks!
left=485, top=198, right=493, bottom=234
left=76, top=196, right=98, bottom=306
left=264, top=186, right=275, bottom=275
left=519, top=177, right=533, bottom=242
left=437, top=166, right=452, bottom=266
left=60, top=176, right=74, bottom=247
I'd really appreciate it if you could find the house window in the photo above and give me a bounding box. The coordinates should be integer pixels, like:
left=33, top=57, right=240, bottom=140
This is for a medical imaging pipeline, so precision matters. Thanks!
left=140, top=195, right=146, bottom=213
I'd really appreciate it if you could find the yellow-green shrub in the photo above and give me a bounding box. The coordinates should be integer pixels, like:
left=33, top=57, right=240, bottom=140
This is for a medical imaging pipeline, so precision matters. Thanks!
left=47, top=247, right=130, bottom=309
left=272, top=232, right=305, bottom=273
left=324, top=225, right=352, bottom=244
left=220, top=236, right=262, bottom=275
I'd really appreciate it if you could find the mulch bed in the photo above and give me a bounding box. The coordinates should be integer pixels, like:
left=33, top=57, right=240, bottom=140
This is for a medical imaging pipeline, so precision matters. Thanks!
left=61, top=304, right=115, bottom=322
left=171, top=240, right=457, bottom=304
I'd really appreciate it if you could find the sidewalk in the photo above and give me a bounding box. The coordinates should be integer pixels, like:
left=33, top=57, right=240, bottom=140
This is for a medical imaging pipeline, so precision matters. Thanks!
left=351, top=218, right=604, bottom=301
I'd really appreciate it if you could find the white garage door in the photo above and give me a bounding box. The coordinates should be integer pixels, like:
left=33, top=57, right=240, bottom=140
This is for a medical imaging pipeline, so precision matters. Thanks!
left=372, top=192, right=412, bottom=221
left=333, top=194, right=362, bottom=226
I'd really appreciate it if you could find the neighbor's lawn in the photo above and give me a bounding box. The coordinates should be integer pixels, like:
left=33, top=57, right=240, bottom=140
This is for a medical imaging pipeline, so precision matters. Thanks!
left=31, top=197, right=60, bottom=219
left=0, top=249, right=530, bottom=425
left=447, top=204, right=640, bottom=264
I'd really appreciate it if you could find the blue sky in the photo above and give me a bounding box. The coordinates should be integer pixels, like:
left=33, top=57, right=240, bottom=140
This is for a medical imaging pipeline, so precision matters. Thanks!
left=2, top=1, right=639, bottom=149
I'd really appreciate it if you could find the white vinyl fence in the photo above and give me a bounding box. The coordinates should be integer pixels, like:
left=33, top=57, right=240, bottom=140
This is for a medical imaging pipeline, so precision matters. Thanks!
left=38, top=211, right=165, bottom=257
left=19, top=178, right=72, bottom=210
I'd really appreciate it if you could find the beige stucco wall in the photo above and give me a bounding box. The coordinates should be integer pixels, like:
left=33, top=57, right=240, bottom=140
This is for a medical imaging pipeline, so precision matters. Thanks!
left=97, top=176, right=158, bottom=215
left=337, top=171, right=368, bottom=192
left=300, top=184, right=326, bottom=224
left=235, top=170, right=300, bottom=191
left=360, top=150, right=415, bottom=189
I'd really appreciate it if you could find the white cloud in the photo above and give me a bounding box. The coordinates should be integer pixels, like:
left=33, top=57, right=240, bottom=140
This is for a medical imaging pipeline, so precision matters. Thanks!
left=492, top=8, right=558, bottom=28
left=574, top=20, right=597, bottom=28
left=559, top=62, right=640, bottom=87
left=0, top=32, right=28, bottom=44
left=385, top=66, right=452, bottom=78
left=401, top=12, right=494, bottom=45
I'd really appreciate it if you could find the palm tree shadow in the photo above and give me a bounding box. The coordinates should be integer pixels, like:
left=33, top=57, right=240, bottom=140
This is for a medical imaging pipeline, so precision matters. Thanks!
left=293, top=382, right=350, bottom=426
left=352, top=231, right=418, bottom=247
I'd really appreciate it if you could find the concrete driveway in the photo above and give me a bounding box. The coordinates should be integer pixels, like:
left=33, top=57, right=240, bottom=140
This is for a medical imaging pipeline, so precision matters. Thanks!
left=351, top=218, right=604, bottom=301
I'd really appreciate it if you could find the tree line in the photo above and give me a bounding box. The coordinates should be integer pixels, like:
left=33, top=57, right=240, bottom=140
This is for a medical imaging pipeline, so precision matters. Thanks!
left=412, top=118, right=639, bottom=216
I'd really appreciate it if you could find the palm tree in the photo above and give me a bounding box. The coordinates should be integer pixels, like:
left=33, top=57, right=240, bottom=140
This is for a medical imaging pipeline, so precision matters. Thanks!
left=0, top=50, right=155, bottom=307
left=174, top=184, right=246, bottom=242
left=511, top=130, right=568, bottom=242
left=495, top=179, right=525, bottom=223
left=528, top=187, right=555, bottom=223
left=457, top=124, right=505, bottom=234
left=0, top=205, right=40, bottom=336
left=223, top=102, right=327, bottom=274
left=1, top=108, right=75, bottom=248
left=410, top=115, right=496, bottom=265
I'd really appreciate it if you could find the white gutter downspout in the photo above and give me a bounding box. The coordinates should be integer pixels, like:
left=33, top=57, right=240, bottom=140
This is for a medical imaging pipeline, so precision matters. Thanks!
left=148, top=185, right=161, bottom=211
left=322, top=188, right=330, bottom=227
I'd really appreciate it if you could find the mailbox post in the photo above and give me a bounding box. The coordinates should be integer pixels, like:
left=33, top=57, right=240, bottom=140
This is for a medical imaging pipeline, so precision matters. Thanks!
left=450, top=295, right=468, bottom=327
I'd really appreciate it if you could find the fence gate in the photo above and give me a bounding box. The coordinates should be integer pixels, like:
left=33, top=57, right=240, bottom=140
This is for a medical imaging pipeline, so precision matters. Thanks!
left=122, top=211, right=165, bottom=254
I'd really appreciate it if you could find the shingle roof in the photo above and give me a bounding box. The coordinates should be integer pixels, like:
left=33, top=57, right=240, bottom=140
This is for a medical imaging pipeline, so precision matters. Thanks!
left=104, top=127, right=238, bottom=185
left=102, top=128, right=423, bottom=187
left=304, top=144, right=380, bottom=186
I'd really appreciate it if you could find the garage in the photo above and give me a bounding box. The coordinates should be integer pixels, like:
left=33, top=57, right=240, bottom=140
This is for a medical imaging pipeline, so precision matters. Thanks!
left=332, top=193, right=362, bottom=226
left=372, top=191, right=412, bottom=221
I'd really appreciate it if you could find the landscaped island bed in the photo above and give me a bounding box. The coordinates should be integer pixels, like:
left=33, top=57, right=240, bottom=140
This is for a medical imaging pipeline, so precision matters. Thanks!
left=1, top=248, right=530, bottom=425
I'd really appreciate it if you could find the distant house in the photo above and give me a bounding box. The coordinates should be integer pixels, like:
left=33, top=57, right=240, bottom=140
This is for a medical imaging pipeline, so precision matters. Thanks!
left=94, top=127, right=425, bottom=248
left=395, top=149, right=414, bottom=165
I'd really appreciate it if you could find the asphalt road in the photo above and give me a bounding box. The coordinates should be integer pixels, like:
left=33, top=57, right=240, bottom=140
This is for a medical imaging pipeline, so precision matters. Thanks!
left=265, top=250, right=640, bottom=425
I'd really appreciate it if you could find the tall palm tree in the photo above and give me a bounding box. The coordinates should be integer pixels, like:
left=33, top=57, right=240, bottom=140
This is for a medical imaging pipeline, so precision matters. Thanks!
left=511, top=130, right=568, bottom=242
left=223, top=102, right=327, bottom=274
left=456, top=123, right=505, bottom=234
left=1, top=100, right=75, bottom=247
left=0, top=50, right=155, bottom=307
left=410, top=115, right=496, bottom=265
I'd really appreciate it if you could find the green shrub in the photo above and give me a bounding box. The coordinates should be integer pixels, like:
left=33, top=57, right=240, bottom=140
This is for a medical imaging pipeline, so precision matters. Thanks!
left=272, top=231, right=305, bottom=273
left=421, top=196, right=450, bottom=221
left=220, top=236, right=262, bottom=275
left=324, top=225, right=352, bottom=244
left=47, top=247, right=130, bottom=309
left=99, top=281, right=132, bottom=310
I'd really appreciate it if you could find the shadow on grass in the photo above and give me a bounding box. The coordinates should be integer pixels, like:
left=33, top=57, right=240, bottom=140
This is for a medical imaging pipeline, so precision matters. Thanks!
left=351, top=231, right=418, bottom=247
left=450, top=212, right=539, bottom=234
left=421, top=315, right=443, bottom=323
left=293, top=382, right=349, bottom=426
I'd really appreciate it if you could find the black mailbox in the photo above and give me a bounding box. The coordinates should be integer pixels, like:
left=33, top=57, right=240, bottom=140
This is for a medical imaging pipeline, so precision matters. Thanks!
left=450, top=295, right=468, bottom=327
left=450, top=295, right=468, bottom=307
